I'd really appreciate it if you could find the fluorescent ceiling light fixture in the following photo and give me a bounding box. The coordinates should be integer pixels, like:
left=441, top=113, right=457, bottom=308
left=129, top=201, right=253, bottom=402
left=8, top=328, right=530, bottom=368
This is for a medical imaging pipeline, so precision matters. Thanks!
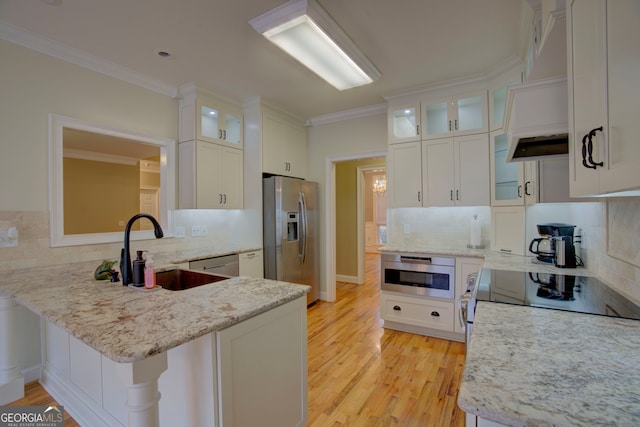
left=249, top=0, right=381, bottom=90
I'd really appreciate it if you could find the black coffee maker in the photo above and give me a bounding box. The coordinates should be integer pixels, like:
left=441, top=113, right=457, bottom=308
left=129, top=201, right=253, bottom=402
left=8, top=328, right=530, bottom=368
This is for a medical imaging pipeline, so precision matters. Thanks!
left=529, top=223, right=576, bottom=267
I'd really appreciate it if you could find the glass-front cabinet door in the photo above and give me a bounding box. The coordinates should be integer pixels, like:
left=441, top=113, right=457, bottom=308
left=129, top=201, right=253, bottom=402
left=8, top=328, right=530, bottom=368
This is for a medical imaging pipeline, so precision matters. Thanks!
left=422, top=92, right=487, bottom=140
left=490, top=131, right=524, bottom=206
left=198, top=100, right=243, bottom=148
left=388, top=103, right=420, bottom=143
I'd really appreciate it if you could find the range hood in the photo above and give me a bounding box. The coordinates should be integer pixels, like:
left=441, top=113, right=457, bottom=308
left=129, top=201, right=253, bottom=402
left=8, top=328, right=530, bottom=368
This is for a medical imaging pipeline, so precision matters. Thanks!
left=503, top=76, right=568, bottom=162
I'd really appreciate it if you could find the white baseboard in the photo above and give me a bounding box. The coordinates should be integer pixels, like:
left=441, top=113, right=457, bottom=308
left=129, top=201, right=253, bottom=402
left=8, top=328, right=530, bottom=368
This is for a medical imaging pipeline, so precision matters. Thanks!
left=21, top=364, right=41, bottom=384
left=336, top=274, right=359, bottom=283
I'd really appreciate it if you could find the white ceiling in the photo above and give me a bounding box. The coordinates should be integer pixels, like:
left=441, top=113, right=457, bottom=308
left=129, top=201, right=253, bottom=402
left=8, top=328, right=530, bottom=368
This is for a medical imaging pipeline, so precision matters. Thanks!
left=0, top=0, right=525, bottom=121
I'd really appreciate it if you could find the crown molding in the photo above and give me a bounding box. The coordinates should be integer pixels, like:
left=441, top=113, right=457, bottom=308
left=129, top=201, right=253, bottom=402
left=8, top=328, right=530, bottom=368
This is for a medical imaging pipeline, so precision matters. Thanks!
left=306, top=103, right=386, bottom=126
left=0, top=21, right=177, bottom=98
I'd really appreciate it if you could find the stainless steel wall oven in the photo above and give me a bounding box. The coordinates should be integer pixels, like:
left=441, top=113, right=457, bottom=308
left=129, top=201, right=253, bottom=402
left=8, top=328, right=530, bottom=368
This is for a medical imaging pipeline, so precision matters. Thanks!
left=381, top=253, right=455, bottom=299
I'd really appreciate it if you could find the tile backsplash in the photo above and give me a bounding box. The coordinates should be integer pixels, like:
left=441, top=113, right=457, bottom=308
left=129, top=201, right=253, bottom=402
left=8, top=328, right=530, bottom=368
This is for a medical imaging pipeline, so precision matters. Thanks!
left=0, top=209, right=261, bottom=272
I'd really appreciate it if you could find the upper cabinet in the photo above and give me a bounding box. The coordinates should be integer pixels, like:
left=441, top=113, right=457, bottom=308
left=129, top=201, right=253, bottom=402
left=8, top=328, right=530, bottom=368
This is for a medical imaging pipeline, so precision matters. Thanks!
left=387, top=141, right=423, bottom=207
left=388, top=102, right=421, bottom=144
left=178, top=83, right=243, bottom=149
left=424, top=134, right=490, bottom=207
left=179, top=140, right=243, bottom=209
left=387, top=135, right=489, bottom=208
left=568, top=0, right=640, bottom=197
left=177, top=83, right=244, bottom=209
left=421, top=92, right=488, bottom=140
left=262, top=108, right=307, bottom=179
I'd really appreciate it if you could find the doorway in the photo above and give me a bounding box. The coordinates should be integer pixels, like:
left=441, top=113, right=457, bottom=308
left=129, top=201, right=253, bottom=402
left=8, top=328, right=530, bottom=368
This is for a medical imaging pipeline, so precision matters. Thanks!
left=333, top=157, right=386, bottom=285
left=362, top=168, right=387, bottom=254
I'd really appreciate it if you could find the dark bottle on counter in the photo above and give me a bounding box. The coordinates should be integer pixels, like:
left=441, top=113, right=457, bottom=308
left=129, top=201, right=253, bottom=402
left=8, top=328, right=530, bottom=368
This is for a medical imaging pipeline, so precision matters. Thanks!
left=132, top=250, right=146, bottom=286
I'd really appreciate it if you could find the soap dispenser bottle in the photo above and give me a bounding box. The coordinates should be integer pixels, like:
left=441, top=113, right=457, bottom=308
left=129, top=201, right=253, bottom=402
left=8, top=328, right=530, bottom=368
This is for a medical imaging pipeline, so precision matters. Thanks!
left=132, top=250, right=146, bottom=286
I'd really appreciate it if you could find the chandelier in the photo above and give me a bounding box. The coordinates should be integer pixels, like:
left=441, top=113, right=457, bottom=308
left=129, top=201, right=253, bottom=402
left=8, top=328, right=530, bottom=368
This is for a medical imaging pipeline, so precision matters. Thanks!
left=373, top=178, right=386, bottom=195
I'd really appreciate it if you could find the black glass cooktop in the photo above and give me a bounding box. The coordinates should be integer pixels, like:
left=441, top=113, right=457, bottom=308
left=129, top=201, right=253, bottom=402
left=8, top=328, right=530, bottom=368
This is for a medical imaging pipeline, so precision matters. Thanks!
left=474, top=268, right=640, bottom=320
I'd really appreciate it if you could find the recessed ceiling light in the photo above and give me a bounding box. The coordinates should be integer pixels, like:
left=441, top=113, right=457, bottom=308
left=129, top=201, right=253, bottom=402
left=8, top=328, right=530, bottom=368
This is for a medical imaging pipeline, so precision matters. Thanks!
left=155, top=50, right=173, bottom=60
left=41, top=0, right=62, bottom=5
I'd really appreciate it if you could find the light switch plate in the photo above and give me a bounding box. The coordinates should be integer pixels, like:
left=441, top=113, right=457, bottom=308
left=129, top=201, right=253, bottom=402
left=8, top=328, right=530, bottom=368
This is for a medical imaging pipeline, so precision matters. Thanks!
left=175, top=226, right=186, bottom=238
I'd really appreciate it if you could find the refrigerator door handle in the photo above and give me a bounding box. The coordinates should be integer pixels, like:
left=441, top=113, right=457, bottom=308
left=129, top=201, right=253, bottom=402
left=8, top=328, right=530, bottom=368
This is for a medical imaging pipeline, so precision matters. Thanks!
left=298, top=192, right=307, bottom=264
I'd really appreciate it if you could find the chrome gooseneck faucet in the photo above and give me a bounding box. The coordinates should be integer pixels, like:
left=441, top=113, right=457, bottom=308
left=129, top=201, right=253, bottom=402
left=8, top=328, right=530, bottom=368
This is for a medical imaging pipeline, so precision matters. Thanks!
left=120, top=213, right=164, bottom=286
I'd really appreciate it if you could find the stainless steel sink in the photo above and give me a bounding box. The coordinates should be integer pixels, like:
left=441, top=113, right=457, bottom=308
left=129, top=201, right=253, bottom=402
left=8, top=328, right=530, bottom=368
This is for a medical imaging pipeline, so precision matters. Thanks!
left=156, top=269, right=230, bottom=291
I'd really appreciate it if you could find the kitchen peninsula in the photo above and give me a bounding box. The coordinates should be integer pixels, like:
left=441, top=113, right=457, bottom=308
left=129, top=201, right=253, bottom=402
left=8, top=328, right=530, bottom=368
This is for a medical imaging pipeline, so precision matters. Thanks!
left=0, top=258, right=310, bottom=427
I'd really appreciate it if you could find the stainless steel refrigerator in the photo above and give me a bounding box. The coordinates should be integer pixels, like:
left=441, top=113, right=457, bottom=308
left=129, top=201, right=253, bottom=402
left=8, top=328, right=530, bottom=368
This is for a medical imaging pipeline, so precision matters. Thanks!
left=263, top=176, right=319, bottom=305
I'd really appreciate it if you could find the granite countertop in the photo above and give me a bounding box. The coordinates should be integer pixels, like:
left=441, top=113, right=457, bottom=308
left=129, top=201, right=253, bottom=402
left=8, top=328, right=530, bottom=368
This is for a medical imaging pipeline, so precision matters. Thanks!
left=458, top=302, right=640, bottom=426
left=0, top=260, right=309, bottom=363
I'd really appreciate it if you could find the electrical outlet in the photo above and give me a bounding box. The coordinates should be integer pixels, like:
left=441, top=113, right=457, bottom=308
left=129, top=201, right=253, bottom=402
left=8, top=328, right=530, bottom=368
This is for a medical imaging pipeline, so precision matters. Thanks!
left=403, top=224, right=410, bottom=234
left=191, top=225, right=202, bottom=237
left=201, top=226, right=208, bottom=237
left=175, top=226, right=186, bottom=238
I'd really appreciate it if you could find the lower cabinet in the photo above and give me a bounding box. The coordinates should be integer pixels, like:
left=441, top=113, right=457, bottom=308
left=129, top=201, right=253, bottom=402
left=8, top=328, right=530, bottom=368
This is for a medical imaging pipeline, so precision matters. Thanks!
left=380, top=291, right=461, bottom=341
left=466, top=413, right=510, bottom=427
left=239, top=250, right=263, bottom=278
left=41, top=296, right=307, bottom=427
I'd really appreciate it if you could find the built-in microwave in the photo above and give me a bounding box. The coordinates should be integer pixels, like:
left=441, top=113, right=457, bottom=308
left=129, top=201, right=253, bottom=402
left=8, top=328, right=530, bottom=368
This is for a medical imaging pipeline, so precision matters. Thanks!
left=381, top=253, right=455, bottom=300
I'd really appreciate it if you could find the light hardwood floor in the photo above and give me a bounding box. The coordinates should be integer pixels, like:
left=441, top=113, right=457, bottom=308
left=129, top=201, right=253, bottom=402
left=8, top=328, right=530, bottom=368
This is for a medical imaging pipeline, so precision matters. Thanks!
left=307, top=253, right=466, bottom=426
left=9, top=253, right=466, bottom=426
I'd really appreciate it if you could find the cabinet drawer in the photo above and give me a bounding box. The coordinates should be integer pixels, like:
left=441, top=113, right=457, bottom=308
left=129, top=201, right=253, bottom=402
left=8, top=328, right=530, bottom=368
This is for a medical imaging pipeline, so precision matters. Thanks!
left=381, top=292, right=454, bottom=332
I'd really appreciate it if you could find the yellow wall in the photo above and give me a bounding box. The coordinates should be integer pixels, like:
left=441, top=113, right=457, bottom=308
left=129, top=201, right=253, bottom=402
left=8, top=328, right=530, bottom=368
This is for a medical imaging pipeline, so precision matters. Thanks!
left=335, top=157, right=385, bottom=278
left=63, top=158, right=140, bottom=234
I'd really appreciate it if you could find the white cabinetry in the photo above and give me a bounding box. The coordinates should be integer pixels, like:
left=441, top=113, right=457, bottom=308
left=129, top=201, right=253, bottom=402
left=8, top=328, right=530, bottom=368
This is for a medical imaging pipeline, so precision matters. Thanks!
left=217, top=296, right=307, bottom=427
left=262, top=108, right=307, bottom=179
left=179, top=140, right=243, bottom=209
left=388, top=102, right=421, bottom=143
left=41, top=296, right=307, bottom=427
left=178, top=84, right=244, bottom=209
left=422, top=92, right=488, bottom=140
left=179, top=84, right=243, bottom=148
left=381, top=255, right=480, bottom=341
left=239, top=250, right=263, bottom=278
left=491, top=131, right=578, bottom=206
left=491, top=206, right=525, bottom=256
left=387, top=141, right=423, bottom=207
left=388, top=135, right=489, bottom=208
left=568, top=0, right=640, bottom=197
left=424, top=134, right=490, bottom=207
left=381, top=291, right=455, bottom=335
left=453, top=257, right=483, bottom=334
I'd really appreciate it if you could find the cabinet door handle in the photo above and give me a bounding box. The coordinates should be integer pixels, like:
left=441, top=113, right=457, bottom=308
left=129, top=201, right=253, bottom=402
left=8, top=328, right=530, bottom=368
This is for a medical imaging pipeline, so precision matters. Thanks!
left=218, top=129, right=222, bottom=139
left=393, top=305, right=402, bottom=311
left=587, top=126, right=604, bottom=168
left=517, top=185, right=522, bottom=198
left=430, top=311, right=440, bottom=317
left=454, top=119, right=458, bottom=131
left=418, top=191, right=421, bottom=202
left=456, top=189, right=459, bottom=201
left=524, top=181, right=531, bottom=196
left=416, top=124, right=420, bottom=136
left=449, top=120, right=452, bottom=131
left=223, top=194, right=227, bottom=204
left=582, top=127, right=604, bottom=169
left=450, top=190, right=453, bottom=201
left=500, top=248, right=512, bottom=253
left=223, top=129, right=227, bottom=140
left=219, top=194, right=223, bottom=204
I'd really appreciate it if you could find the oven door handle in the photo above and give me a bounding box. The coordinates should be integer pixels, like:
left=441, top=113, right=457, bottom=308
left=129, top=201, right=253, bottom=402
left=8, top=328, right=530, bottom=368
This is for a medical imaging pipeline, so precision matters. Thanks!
left=399, top=256, right=432, bottom=264
left=457, top=295, right=468, bottom=331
